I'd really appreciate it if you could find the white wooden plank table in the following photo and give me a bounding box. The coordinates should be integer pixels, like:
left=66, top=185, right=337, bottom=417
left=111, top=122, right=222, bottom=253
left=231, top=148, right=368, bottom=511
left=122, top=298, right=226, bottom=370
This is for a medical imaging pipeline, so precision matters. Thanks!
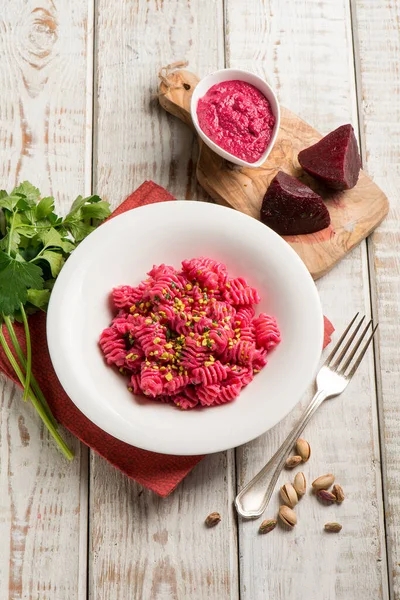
left=0, top=1, right=398, bottom=598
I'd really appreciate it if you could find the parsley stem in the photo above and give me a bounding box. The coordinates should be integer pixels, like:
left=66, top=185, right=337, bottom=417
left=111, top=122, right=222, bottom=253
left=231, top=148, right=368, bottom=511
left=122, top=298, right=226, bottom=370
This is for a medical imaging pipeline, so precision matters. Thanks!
left=19, top=305, right=31, bottom=402
left=29, top=253, right=44, bottom=263
left=3, top=316, right=58, bottom=429
left=29, top=243, right=49, bottom=263
left=13, top=223, right=58, bottom=229
left=0, top=327, right=73, bottom=460
left=6, top=210, right=16, bottom=255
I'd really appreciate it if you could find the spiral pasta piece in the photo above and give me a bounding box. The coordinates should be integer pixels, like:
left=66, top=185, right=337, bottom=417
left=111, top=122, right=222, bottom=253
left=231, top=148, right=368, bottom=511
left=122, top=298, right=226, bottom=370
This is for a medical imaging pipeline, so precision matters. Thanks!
left=99, top=327, right=127, bottom=367
left=253, top=314, right=281, bottom=350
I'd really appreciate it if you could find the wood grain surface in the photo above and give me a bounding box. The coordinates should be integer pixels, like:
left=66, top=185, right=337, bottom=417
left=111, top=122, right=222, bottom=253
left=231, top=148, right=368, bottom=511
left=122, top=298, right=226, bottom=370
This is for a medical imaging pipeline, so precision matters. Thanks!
left=0, top=1, right=91, bottom=599
left=159, top=70, right=389, bottom=279
left=0, top=1, right=397, bottom=599
left=353, top=0, right=400, bottom=597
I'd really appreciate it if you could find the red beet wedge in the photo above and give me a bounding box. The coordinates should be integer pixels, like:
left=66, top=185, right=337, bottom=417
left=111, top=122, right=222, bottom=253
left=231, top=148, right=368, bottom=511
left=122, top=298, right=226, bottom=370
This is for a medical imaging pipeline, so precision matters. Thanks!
left=260, top=171, right=331, bottom=236
left=298, top=124, right=361, bottom=190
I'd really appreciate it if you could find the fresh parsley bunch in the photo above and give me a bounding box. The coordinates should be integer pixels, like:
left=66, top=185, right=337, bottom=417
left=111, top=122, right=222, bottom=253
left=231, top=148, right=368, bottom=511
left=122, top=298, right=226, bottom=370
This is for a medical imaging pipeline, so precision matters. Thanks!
left=0, top=181, right=111, bottom=459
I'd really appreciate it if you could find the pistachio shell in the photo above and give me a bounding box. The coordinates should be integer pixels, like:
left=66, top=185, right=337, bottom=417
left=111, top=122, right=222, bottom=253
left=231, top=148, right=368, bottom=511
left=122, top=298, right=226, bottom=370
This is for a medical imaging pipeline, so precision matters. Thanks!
left=293, top=472, right=307, bottom=497
left=295, top=438, right=311, bottom=462
left=312, top=473, right=335, bottom=491
left=278, top=505, right=297, bottom=528
left=280, top=482, right=299, bottom=508
left=285, top=455, right=302, bottom=469
left=332, top=484, right=345, bottom=503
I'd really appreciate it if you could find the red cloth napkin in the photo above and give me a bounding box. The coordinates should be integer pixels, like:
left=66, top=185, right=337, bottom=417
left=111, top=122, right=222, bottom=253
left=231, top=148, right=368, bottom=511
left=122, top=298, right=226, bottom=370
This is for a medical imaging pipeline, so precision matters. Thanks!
left=0, top=181, right=334, bottom=497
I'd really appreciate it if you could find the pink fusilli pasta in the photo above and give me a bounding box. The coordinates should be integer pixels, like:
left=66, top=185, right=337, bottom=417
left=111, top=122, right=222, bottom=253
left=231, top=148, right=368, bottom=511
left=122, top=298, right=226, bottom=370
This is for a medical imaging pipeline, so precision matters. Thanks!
left=253, top=314, right=281, bottom=350
left=99, top=258, right=281, bottom=409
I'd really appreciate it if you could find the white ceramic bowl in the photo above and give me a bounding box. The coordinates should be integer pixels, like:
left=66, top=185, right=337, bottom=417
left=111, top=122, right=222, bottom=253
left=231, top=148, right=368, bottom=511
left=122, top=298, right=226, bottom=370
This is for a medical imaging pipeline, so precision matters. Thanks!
left=191, top=68, right=280, bottom=168
left=47, top=201, right=323, bottom=456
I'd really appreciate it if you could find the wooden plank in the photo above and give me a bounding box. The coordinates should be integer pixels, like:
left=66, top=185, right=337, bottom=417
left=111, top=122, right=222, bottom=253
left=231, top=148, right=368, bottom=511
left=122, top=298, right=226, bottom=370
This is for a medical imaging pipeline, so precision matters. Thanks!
left=0, top=1, right=92, bottom=598
left=352, top=1, right=400, bottom=597
left=224, top=1, right=389, bottom=598
left=90, top=455, right=238, bottom=599
left=90, top=2, right=239, bottom=599
left=93, top=1, right=217, bottom=204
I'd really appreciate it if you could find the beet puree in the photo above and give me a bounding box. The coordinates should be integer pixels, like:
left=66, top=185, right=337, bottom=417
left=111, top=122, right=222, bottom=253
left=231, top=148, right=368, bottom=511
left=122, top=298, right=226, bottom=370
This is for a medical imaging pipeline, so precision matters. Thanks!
left=197, top=80, right=276, bottom=163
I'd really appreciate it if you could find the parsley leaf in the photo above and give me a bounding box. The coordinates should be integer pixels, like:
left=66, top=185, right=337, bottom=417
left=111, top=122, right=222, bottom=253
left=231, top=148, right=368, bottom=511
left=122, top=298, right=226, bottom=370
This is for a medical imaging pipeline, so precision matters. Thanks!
left=0, top=193, right=20, bottom=212
left=62, top=195, right=110, bottom=242
left=0, top=230, right=21, bottom=253
left=39, top=250, right=65, bottom=277
left=65, top=194, right=102, bottom=218
left=27, top=288, right=51, bottom=310
left=36, top=196, right=55, bottom=220
left=0, top=252, right=43, bottom=315
left=38, top=227, right=75, bottom=253
left=81, top=201, right=111, bottom=220
left=12, top=181, right=41, bottom=204
left=64, top=220, right=95, bottom=242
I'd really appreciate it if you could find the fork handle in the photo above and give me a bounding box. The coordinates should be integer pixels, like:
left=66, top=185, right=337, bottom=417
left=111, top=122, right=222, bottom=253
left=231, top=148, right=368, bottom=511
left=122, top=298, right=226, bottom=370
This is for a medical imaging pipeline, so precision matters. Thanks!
left=234, top=389, right=328, bottom=518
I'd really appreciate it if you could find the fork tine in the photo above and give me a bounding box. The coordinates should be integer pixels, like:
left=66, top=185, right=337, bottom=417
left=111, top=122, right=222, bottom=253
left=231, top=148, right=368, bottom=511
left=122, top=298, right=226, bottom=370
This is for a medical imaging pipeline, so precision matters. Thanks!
left=332, top=315, right=366, bottom=369
left=340, top=319, right=373, bottom=373
left=346, top=323, right=379, bottom=378
left=324, top=313, right=360, bottom=365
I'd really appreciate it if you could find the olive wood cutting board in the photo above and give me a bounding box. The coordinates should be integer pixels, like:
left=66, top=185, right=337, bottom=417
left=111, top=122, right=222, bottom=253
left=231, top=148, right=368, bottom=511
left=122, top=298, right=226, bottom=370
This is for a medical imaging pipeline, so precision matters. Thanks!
left=158, top=68, right=389, bottom=279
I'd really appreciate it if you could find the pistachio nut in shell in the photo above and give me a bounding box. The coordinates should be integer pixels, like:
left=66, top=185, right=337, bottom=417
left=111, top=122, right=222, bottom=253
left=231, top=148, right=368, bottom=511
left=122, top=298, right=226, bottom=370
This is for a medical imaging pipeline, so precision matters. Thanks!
left=278, top=505, right=297, bottom=528
left=285, top=455, right=302, bottom=469
left=332, top=484, right=345, bottom=503
left=293, top=472, right=306, bottom=497
left=312, top=473, right=335, bottom=491
left=280, top=483, right=298, bottom=508
left=295, top=438, right=311, bottom=462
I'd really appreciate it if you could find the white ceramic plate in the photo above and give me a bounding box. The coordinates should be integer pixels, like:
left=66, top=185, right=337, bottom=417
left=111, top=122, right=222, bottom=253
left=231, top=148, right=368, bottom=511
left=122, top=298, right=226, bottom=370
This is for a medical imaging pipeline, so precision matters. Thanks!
left=47, top=201, right=323, bottom=455
left=190, top=68, right=280, bottom=168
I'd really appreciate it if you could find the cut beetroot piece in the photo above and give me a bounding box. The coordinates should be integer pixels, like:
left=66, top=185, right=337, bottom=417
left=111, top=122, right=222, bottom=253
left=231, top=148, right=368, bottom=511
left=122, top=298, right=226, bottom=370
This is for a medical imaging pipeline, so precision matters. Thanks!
left=260, top=171, right=331, bottom=236
left=298, top=124, right=361, bottom=190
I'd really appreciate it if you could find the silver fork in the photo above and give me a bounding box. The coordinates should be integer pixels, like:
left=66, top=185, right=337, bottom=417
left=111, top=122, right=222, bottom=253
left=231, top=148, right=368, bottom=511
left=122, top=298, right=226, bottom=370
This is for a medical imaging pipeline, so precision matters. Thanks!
left=234, top=313, right=378, bottom=519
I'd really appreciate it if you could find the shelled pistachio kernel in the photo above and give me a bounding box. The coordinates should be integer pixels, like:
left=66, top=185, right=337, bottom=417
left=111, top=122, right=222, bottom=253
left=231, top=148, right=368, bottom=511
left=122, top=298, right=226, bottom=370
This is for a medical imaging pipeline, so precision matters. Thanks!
left=259, top=519, right=277, bottom=534
left=317, top=489, right=336, bottom=503
left=324, top=522, right=342, bottom=533
left=205, top=512, right=221, bottom=527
